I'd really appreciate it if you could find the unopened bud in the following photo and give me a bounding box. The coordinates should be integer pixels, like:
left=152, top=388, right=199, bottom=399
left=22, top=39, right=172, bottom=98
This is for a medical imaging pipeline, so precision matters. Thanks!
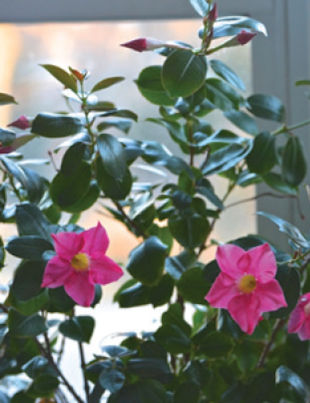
left=121, top=37, right=166, bottom=52
left=209, top=4, right=218, bottom=21
left=236, top=30, right=257, bottom=45
left=7, top=115, right=30, bottom=130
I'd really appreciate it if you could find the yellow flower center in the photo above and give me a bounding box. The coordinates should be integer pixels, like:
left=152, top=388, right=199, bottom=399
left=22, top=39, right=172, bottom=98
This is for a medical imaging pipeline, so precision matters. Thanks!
left=238, top=274, right=257, bottom=294
left=71, top=253, right=89, bottom=272
left=304, top=302, right=310, bottom=316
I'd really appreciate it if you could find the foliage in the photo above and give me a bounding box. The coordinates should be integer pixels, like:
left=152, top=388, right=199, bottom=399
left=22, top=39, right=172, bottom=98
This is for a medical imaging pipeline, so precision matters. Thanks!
left=1, top=0, right=310, bottom=402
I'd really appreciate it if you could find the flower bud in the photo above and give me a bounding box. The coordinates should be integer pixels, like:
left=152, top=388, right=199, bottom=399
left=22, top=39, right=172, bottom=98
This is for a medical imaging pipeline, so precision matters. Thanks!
left=209, top=4, right=218, bottom=22
left=121, top=37, right=166, bottom=52
left=236, top=30, right=257, bottom=45
left=7, top=115, right=30, bottom=130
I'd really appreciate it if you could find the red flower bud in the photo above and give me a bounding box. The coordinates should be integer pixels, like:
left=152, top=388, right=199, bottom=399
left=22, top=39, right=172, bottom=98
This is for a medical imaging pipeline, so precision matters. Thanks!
left=121, top=37, right=165, bottom=52
left=209, top=4, right=218, bottom=21
left=236, top=30, right=257, bottom=45
left=0, top=145, right=14, bottom=154
left=7, top=115, right=30, bottom=130
left=69, top=67, right=86, bottom=81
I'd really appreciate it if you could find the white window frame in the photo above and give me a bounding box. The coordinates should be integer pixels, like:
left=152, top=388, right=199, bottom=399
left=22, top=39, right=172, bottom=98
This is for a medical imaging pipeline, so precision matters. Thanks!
left=1, top=0, right=309, bottom=249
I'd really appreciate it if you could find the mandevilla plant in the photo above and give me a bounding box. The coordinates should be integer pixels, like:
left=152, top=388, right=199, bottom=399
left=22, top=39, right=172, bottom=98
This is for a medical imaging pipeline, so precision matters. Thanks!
left=1, top=0, right=310, bottom=402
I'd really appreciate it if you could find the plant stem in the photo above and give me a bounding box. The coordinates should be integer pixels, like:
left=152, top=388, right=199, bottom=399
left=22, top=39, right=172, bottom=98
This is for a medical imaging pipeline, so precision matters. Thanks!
left=78, top=341, right=90, bottom=403
left=35, top=336, right=83, bottom=403
left=113, top=200, right=147, bottom=238
left=257, top=319, right=285, bottom=368
left=272, top=118, right=310, bottom=136
left=225, top=192, right=296, bottom=209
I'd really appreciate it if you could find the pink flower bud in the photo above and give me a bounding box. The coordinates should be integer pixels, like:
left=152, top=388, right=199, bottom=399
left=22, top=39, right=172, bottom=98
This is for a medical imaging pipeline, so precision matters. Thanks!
left=0, top=145, right=14, bottom=154
left=236, top=30, right=257, bottom=45
left=121, top=37, right=166, bottom=52
left=209, top=4, right=218, bottom=21
left=7, top=115, right=30, bottom=130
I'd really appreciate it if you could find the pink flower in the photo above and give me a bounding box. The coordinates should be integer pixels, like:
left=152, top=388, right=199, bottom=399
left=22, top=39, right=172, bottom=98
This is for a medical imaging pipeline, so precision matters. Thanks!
left=288, top=293, right=310, bottom=340
left=41, top=223, right=124, bottom=307
left=236, top=30, right=257, bottom=45
left=0, top=145, right=14, bottom=154
left=121, top=37, right=165, bottom=52
left=205, top=243, right=287, bottom=334
left=7, top=115, right=30, bottom=130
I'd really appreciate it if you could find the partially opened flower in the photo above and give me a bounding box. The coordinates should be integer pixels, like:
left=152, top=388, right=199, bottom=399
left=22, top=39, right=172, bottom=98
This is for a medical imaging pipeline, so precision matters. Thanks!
left=288, top=293, right=310, bottom=340
left=205, top=243, right=287, bottom=334
left=121, top=37, right=189, bottom=52
left=41, top=222, right=124, bottom=306
left=236, top=30, right=257, bottom=45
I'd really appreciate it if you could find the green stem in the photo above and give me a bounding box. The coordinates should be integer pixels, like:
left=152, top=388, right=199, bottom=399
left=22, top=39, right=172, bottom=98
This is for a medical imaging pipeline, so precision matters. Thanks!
left=257, top=319, right=285, bottom=368
left=113, top=200, right=148, bottom=239
left=78, top=341, right=90, bottom=403
left=272, top=118, right=310, bottom=136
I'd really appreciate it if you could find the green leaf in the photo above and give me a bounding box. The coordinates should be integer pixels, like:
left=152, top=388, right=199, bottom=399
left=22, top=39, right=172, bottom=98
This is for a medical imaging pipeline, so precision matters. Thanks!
left=247, top=94, right=285, bottom=122
left=174, top=381, right=200, bottom=403
left=50, top=161, right=91, bottom=210
left=127, top=358, right=171, bottom=379
left=210, top=59, right=245, bottom=91
left=59, top=315, right=95, bottom=343
left=91, top=76, right=124, bottom=93
left=246, top=131, right=276, bottom=174
left=65, top=180, right=100, bottom=213
left=162, top=50, right=207, bottom=97
left=263, top=172, right=298, bottom=195
left=205, top=78, right=243, bottom=111
left=155, top=323, right=191, bottom=354
left=136, top=66, right=175, bottom=105
left=196, top=331, right=234, bottom=357
left=108, top=380, right=168, bottom=403
left=47, top=287, right=75, bottom=312
left=224, top=110, right=259, bottom=135
left=282, top=136, right=307, bottom=186
left=27, top=374, right=59, bottom=398
left=0, top=92, right=17, bottom=106
left=96, top=158, right=132, bottom=200
left=101, top=345, right=131, bottom=357
left=6, top=235, right=53, bottom=260
left=97, top=133, right=127, bottom=181
left=196, top=178, right=224, bottom=209
left=165, top=250, right=196, bottom=280
left=97, top=118, right=133, bottom=134
left=8, top=310, right=46, bottom=337
left=177, top=267, right=209, bottom=304
left=0, top=128, right=16, bottom=146
left=32, top=113, right=83, bottom=138
left=61, top=141, right=86, bottom=175
left=211, top=16, right=268, bottom=39
left=22, top=356, right=56, bottom=379
left=0, top=391, right=9, bottom=403
left=15, top=203, right=51, bottom=240
left=189, top=0, right=209, bottom=16
left=275, top=366, right=310, bottom=400
left=271, top=265, right=300, bottom=318
left=126, top=236, right=168, bottom=286
left=41, top=64, right=77, bottom=92
left=99, top=368, right=125, bottom=394
left=296, top=80, right=310, bottom=86
left=99, top=109, right=138, bottom=122
left=168, top=213, right=209, bottom=249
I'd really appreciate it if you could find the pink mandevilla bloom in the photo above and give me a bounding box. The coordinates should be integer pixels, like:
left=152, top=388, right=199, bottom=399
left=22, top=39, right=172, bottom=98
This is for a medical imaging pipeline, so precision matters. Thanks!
left=205, top=243, right=287, bottom=334
left=288, top=293, right=310, bottom=340
left=236, top=30, right=257, bottom=45
left=121, top=37, right=165, bottom=52
left=41, top=222, right=124, bottom=307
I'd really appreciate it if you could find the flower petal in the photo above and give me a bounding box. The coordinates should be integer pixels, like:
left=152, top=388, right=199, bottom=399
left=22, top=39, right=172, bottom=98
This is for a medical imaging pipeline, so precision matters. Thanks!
left=52, top=232, right=83, bottom=261
left=81, top=222, right=109, bottom=257
left=256, top=280, right=287, bottom=313
left=90, top=256, right=123, bottom=285
left=216, top=244, right=246, bottom=279
left=247, top=243, right=277, bottom=283
left=228, top=294, right=261, bottom=334
left=41, top=257, right=73, bottom=288
left=288, top=305, right=305, bottom=334
left=297, top=319, right=310, bottom=341
left=64, top=272, right=95, bottom=307
left=205, top=273, right=239, bottom=309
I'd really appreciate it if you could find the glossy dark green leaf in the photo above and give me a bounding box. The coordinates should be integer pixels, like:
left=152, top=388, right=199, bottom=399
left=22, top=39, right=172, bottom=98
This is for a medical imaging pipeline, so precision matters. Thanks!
left=275, top=366, right=310, bottom=400
left=196, top=178, right=224, bottom=209
left=165, top=250, right=196, bottom=280
left=108, top=380, right=168, bottom=403
left=96, top=159, right=132, bottom=200
left=6, top=235, right=53, bottom=260
left=162, top=50, right=207, bottom=97
left=210, top=59, right=245, bottom=91
left=224, top=110, right=259, bottom=135
left=247, top=94, right=285, bottom=122
left=136, top=66, right=175, bottom=105
left=97, top=118, right=133, bottom=134
left=127, top=358, right=171, bottom=379
left=197, top=331, right=234, bottom=357
left=162, top=303, right=191, bottom=334
left=177, top=267, right=209, bottom=304
left=8, top=310, right=46, bottom=337
left=41, top=64, right=77, bottom=92
left=116, top=282, right=150, bottom=307
left=174, top=381, right=200, bottom=403
left=47, top=287, right=75, bottom=313
left=0, top=92, right=17, bottom=106
left=149, top=274, right=174, bottom=307
left=32, top=113, right=83, bottom=138
left=205, top=78, right=243, bottom=111
left=246, top=131, right=276, bottom=174
left=126, top=236, right=168, bottom=286
left=282, top=136, right=307, bottom=186
left=91, top=76, right=124, bottom=93
left=263, top=172, right=298, bottom=195
left=59, top=316, right=95, bottom=343
left=210, top=16, right=267, bottom=39
left=50, top=161, right=91, bottom=210
left=27, top=374, right=59, bottom=398
left=155, top=324, right=191, bottom=354
left=15, top=203, right=51, bottom=240
left=22, top=356, right=56, bottom=379
left=65, top=180, right=100, bottom=213
left=168, top=213, right=209, bottom=249
left=101, top=345, right=131, bottom=358
left=99, top=368, right=125, bottom=393
left=97, top=133, right=127, bottom=180
left=0, top=237, right=5, bottom=270
left=189, top=0, right=209, bottom=16
left=60, top=141, right=86, bottom=175
left=99, top=109, right=138, bottom=122
left=10, top=392, right=33, bottom=403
